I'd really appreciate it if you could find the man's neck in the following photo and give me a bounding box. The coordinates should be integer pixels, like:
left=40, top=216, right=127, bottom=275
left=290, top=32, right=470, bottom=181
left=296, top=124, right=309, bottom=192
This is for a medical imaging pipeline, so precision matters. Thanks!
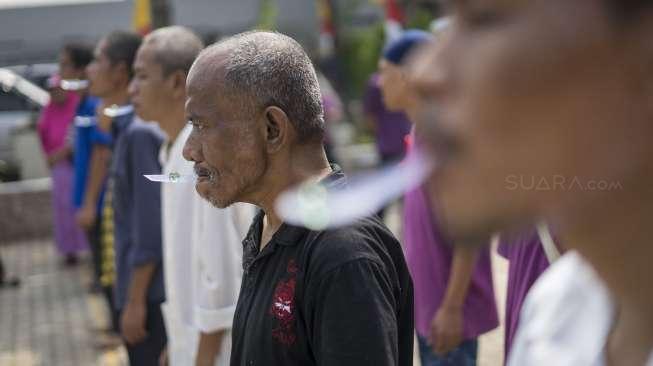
left=559, top=182, right=653, bottom=362
left=403, top=98, right=421, bottom=125
left=258, top=143, right=331, bottom=249
left=157, top=105, right=186, bottom=143
left=102, top=88, right=130, bottom=107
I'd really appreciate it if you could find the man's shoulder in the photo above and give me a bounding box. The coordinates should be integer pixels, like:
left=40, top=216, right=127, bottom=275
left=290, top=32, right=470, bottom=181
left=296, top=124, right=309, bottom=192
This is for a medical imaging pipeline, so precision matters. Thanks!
left=509, top=252, right=613, bottom=365
left=125, top=119, right=165, bottom=146
left=301, top=217, right=403, bottom=278
left=524, top=252, right=607, bottom=311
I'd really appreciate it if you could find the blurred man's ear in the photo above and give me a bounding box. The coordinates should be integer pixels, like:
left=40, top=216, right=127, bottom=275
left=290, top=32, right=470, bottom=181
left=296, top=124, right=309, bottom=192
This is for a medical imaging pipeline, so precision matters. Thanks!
left=114, top=61, right=131, bottom=85
left=170, top=70, right=187, bottom=99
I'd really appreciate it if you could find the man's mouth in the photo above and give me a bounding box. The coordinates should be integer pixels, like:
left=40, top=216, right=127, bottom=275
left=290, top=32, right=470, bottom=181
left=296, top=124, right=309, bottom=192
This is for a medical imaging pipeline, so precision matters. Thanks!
left=415, top=107, right=462, bottom=168
left=194, top=165, right=215, bottom=182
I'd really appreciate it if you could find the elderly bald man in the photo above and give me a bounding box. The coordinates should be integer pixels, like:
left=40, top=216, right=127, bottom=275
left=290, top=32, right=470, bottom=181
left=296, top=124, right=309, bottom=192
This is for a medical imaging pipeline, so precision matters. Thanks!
left=182, top=31, right=415, bottom=366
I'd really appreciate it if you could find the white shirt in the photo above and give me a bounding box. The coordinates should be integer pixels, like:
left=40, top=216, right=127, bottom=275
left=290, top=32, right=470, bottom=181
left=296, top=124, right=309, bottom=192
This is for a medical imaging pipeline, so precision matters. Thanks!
left=508, top=252, right=653, bottom=366
left=160, top=125, right=255, bottom=366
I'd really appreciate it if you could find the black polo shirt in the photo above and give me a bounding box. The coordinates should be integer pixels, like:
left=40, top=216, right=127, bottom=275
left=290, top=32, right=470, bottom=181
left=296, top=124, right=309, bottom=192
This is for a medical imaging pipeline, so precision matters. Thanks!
left=230, top=169, right=414, bottom=366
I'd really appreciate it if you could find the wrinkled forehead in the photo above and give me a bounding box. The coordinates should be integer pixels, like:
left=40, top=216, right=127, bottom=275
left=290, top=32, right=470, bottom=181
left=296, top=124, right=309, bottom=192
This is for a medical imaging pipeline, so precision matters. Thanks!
left=187, top=48, right=229, bottom=94
left=186, top=50, right=232, bottom=116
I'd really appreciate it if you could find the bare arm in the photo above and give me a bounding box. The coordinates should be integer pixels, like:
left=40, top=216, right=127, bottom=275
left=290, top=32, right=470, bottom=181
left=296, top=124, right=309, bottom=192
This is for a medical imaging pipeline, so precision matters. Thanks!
left=195, top=330, right=226, bottom=366
left=128, top=263, right=157, bottom=305
left=77, top=109, right=112, bottom=229
left=47, top=146, right=73, bottom=167
left=443, top=246, right=478, bottom=308
left=430, top=246, right=479, bottom=355
left=121, top=263, right=157, bottom=344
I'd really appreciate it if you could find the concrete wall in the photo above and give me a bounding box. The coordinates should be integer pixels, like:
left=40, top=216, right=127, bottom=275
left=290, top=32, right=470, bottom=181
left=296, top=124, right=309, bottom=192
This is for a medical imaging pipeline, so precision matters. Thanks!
left=0, top=0, right=319, bottom=67
left=0, top=178, right=52, bottom=244
left=0, top=0, right=134, bottom=66
left=13, top=129, right=49, bottom=180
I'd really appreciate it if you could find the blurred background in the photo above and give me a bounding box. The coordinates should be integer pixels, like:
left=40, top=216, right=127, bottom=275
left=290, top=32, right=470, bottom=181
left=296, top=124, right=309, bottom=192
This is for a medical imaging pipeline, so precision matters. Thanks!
left=0, top=1, right=510, bottom=366
left=0, top=0, right=443, bottom=187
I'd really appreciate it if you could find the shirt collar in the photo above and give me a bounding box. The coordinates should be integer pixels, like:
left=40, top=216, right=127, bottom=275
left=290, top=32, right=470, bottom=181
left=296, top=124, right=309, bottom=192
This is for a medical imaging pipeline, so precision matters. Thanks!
left=245, top=164, right=346, bottom=248
left=273, top=164, right=346, bottom=246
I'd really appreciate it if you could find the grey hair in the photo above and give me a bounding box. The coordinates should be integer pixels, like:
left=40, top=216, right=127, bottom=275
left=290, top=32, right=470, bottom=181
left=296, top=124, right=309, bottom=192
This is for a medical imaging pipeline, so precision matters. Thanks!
left=143, top=26, right=204, bottom=76
left=203, top=31, right=325, bottom=142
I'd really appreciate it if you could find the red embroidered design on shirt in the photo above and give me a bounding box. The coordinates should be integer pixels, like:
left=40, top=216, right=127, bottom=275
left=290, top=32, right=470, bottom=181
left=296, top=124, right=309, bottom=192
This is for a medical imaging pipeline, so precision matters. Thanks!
left=270, top=259, right=298, bottom=346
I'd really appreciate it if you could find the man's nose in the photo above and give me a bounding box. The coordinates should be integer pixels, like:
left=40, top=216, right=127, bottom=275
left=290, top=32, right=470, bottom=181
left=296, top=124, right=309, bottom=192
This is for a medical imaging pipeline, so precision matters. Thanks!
left=409, top=44, right=447, bottom=100
left=127, top=78, right=137, bottom=98
left=182, top=129, right=202, bottom=163
left=408, top=21, right=455, bottom=102
left=85, top=63, right=95, bottom=80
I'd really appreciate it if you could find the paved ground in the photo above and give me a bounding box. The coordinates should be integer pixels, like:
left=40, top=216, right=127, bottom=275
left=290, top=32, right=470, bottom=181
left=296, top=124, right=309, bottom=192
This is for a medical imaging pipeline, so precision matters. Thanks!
left=0, top=240, right=127, bottom=366
left=1, top=210, right=507, bottom=366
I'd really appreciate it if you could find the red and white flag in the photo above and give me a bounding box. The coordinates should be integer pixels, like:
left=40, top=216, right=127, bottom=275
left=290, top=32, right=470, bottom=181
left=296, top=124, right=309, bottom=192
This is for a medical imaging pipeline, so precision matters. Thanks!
left=317, top=0, right=336, bottom=59
left=384, top=0, right=405, bottom=44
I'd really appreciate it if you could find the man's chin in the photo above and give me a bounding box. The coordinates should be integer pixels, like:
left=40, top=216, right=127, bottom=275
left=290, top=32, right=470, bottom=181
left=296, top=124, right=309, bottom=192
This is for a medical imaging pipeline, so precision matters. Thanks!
left=434, top=195, right=504, bottom=245
left=88, top=87, right=101, bottom=98
left=384, top=100, right=402, bottom=112
left=208, top=198, right=231, bottom=209
left=440, top=204, right=533, bottom=246
left=198, top=189, right=232, bottom=209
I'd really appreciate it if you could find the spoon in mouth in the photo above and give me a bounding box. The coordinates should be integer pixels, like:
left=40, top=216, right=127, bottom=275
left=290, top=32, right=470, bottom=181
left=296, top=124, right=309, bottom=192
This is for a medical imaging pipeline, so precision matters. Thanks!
left=104, top=104, right=134, bottom=118
left=275, top=149, right=435, bottom=230
left=60, top=79, right=89, bottom=91
left=144, top=172, right=197, bottom=183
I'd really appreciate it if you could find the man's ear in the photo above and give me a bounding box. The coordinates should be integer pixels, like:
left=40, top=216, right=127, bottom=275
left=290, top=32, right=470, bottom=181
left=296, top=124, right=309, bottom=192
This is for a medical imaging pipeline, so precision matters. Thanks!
left=114, top=61, right=132, bottom=86
left=263, top=106, right=291, bottom=153
left=169, top=70, right=187, bottom=99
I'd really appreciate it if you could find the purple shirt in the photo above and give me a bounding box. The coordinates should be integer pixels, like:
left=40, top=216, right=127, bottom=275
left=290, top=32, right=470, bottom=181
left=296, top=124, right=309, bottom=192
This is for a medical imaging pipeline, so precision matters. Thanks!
left=363, top=73, right=412, bottom=161
left=403, top=186, right=499, bottom=340
left=497, top=230, right=551, bottom=360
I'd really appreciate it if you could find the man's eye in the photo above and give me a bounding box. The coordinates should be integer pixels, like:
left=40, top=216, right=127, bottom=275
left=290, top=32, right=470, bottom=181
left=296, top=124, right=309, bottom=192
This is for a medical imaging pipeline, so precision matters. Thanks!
left=460, top=8, right=505, bottom=29
left=189, top=120, right=205, bottom=131
left=472, top=12, right=501, bottom=26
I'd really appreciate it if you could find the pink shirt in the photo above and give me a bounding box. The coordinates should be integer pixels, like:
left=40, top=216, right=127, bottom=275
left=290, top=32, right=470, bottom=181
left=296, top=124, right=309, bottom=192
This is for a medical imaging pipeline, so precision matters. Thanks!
left=37, top=91, right=79, bottom=155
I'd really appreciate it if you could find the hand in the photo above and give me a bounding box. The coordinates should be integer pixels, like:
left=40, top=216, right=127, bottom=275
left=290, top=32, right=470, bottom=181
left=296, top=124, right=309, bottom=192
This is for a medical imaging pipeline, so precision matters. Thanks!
left=159, top=345, right=168, bottom=366
left=121, top=301, right=148, bottom=345
left=76, top=205, right=97, bottom=230
left=429, top=306, right=464, bottom=356
left=46, top=155, right=56, bottom=168
left=46, top=147, right=71, bottom=168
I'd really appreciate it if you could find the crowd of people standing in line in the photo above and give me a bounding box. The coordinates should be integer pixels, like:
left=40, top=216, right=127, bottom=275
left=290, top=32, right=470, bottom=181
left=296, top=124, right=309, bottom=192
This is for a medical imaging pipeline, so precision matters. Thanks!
left=7, top=1, right=652, bottom=365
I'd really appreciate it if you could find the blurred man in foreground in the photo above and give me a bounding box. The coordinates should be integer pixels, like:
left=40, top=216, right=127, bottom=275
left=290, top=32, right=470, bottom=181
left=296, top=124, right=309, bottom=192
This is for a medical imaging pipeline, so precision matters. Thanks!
left=411, top=2, right=653, bottom=365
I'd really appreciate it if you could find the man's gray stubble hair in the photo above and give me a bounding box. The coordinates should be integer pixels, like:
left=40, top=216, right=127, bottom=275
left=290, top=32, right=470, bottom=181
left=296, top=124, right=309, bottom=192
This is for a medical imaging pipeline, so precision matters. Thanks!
left=143, top=26, right=205, bottom=76
left=201, top=31, right=325, bottom=143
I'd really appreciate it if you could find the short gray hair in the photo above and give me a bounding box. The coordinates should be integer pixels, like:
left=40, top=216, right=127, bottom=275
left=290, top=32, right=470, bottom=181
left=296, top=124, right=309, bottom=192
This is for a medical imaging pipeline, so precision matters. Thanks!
left=203, top=31, right=324, bottom=142
left=143, top=26, right=204, bottom=76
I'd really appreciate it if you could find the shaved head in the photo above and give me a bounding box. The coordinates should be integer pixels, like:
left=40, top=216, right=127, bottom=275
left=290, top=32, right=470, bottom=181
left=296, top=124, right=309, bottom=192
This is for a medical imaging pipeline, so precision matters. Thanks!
left=142, top=26, right=204, bottom=76
left=188, top=31, right=324, bottom=143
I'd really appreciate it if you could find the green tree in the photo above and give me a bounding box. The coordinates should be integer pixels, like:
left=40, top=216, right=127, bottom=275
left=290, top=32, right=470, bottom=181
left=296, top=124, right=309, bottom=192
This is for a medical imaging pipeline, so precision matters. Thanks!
left=257, top=0, right=279, bottom=30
